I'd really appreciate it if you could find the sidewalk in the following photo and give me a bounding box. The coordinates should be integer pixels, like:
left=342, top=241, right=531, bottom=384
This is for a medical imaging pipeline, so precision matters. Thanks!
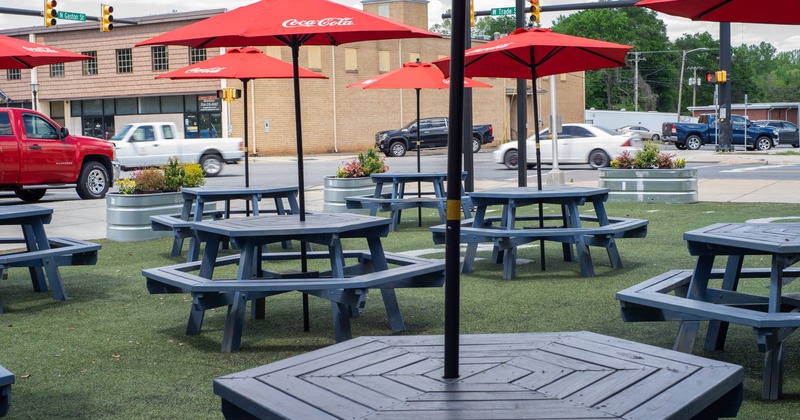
left=5, top=149, right=800, bottom=243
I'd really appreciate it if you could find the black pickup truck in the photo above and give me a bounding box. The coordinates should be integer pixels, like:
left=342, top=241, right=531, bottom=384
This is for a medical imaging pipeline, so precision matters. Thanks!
left=375, top=117, right=494, bottom=157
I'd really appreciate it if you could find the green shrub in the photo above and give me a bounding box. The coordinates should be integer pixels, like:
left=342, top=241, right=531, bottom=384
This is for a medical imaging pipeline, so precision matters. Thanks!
left=336, top=149, right=389, bottom=178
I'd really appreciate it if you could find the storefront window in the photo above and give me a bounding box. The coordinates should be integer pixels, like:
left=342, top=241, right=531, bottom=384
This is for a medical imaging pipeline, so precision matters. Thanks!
left=115, top=98, right=137, bottom=115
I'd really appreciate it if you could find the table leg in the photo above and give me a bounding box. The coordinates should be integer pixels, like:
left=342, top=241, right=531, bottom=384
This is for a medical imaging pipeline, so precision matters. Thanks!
left=286, top=191, right=300, bottom=214
left=30, top=222, right=67, bottom=301
left=367, top=237, right=405, bottom=331
left=463, top=206, right=488, bottom=273
left=187, top=202, right=206, bottom=262
left=560, top=204, right=574, bottom=262
left=221, top=291, right=247, bottom=353
left=22, top=224, right=47, bottom=293
left=186, top=295, right=205, bottom=335
left=705, top=255, right=743, bottom=351
left=273, top=197, right=293, bottom=250
left=763, top=339, right=786, bottom=400
left=674, top=255, right=715, bottom=353
left=331, top=301, right=353, bottom=342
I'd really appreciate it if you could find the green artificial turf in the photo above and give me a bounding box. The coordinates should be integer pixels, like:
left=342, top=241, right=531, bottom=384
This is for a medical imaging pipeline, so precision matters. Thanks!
left=2, top=201, right=800, bottom=419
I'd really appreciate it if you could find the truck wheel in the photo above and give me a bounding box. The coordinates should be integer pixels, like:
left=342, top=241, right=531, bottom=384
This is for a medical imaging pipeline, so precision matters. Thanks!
left=76, top=161, right=110, bottom=199
left=200, top=154, right=223, bottom=177
left=588, top=149, right=611, bottom=169
left=472, top=136, right=481, bottom=153
left=389, top=141, right=407, bottom=157
left=754, top=136, right=773, bottom=151
left=685, top=135, right=703, bottom=150
left=503, top=149, right=519, bottom=170
left=14, top=188, right=46, bottom=202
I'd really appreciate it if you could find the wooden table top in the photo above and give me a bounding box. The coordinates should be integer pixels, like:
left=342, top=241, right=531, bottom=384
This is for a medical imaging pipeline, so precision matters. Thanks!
left=684, top=222, right=800, bottom=255
left=180, top=185, right=298, bottom=198
left=469, top=185, right=610, bottom=201
left=0, top=204, right=52, bottom=221
left=214, top=331, right=743, bottom=419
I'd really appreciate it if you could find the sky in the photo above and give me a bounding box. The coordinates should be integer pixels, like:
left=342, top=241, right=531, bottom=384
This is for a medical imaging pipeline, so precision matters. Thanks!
left=3, top=0, right=800, bottom=52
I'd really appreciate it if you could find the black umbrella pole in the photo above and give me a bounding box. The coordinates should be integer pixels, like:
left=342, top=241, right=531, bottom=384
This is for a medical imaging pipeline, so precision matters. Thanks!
left=242, top=79, right=251, bottom=216
left=443, top=0, right=468, bottom=380
left=530, top=61, right=546, bottom=271
left=291, top=44, right=310, bottom=332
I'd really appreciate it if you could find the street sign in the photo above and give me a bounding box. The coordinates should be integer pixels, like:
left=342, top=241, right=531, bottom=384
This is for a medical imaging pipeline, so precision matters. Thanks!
left=490, top=7, right=516, bottom=16
left=57, top=11, right=87, bottom=22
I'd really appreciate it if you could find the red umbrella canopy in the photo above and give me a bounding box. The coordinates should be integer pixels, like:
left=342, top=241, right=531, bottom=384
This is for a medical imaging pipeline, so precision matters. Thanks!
left=433, top=28, right=631, bottom=80
left=0, top=35, right=92, bottom=69
left=636, top=0, right=800, bottom=25
left=136, top=0, right=440, bottom=49
left=347, top=61, right=491, bottom=90
left=154, top=47, right=327, bottom=81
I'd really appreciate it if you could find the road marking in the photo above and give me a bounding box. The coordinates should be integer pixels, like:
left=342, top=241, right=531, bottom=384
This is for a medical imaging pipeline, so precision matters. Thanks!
left=720, top=165, right=790, bottom=173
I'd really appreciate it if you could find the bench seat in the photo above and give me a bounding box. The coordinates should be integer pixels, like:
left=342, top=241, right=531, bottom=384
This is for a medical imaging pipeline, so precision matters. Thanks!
left=0, top=364, right=12, bottom=417
left=150, top=211, right=226, bottom=257
left=430, top=216, right=648, bottom=278
left=142, top=251, right=444, bottom=352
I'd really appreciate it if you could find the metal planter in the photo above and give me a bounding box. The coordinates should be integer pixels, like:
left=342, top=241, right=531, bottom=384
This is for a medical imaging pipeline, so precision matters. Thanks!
left=106, top=192, right=184, bottom=242
left=598, top=168, right=698, bottom=204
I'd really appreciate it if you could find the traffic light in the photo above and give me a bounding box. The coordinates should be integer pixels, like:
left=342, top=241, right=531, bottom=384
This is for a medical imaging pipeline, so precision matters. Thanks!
left=101, top=4, right=114, bottom=32
left=530, top=0, right=541, bottom=24
left=469, top=0, right=474, bottom=27
left=216, top=88, right=241, bottom=103
left=715, top=70, right=727, bottom=83
left=44, top=0, right=57, bottom=27
left=706, top=72, right=714, bottom=83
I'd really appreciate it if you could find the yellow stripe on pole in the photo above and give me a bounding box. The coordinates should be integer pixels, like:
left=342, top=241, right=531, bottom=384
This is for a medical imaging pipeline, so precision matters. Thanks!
left=447, top=200, right=462, bottom=220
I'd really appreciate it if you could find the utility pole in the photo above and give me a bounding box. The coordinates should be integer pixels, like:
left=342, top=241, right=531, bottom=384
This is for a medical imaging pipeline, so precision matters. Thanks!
left=688, top=66, right=702, bottom=108
left=677, top=48, right=711, bottom=121
left=629, top=52, right=646, bottom=112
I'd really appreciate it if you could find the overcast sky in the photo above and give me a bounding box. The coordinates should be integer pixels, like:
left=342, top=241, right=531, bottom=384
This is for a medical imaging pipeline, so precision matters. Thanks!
left=3, top=0, right=799, bottom=52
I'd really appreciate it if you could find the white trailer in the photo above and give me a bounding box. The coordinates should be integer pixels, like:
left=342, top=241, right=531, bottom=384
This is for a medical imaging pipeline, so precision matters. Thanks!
left=584, top=110, right=695, bottom=132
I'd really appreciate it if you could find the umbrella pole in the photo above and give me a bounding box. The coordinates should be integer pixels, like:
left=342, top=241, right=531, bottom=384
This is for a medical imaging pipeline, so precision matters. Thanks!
left=416, top=88, right=422, bottom=227
left=529, top=56, right=546, bottom=272
left=243, top=79, right=251, bottom=215
left=290, top=43, right=310, bottom=332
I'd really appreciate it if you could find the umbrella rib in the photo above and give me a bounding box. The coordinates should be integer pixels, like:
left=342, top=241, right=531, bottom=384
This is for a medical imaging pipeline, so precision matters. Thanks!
left=696, top=0, right=733, bottom=20
left=577, top=46, right=627, bottom=67
left=12, top=57, right=33, bottom=69
left=500, top=50, right=532, bottom=68
left=533, top=46, right=564, bottom=68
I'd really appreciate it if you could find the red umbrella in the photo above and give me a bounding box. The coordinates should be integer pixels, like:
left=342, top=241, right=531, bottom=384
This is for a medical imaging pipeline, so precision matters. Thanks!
left=348, top=60, right=490, bottom=225
left=434, top=28, right=631, bottom=190
left=636, top=0, right=800, bottom=24
left=0, top=35, right=92, bottom=69
left=155, top=47, right=327, bottom=188
left=137, top=0, right=440, bottom=220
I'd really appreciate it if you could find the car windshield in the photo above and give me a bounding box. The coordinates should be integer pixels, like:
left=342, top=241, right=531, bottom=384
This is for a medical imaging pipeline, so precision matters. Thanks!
left=110, top=125, right=133, bottom=141
left=402, top=120, right=418, bottom=130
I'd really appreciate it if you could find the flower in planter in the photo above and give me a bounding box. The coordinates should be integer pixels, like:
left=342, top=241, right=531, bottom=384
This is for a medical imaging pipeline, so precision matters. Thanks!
left=116, top=157, right=205, bottom=194
left=335, top=149, right=389, bottom=178
left=610, top=144, right=686, bottom=169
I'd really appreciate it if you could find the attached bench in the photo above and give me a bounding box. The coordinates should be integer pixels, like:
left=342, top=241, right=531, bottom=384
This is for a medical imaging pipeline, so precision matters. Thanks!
left=0, top=237, right=101, bottom=311
left=430, top=216, right=648, bottom=278
left=346, top=194, right=472, bottom=231
left=150, top=211, right=226, bottom=257
left=142, top=250, right=444, bottom=352
left=617, top=267, right=800, bottom=400
left=0, top=365, right=12, bottom=417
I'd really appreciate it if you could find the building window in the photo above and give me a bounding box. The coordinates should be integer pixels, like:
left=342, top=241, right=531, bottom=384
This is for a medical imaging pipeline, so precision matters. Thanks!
left=7, top=69, right=20, bottom=80
left=189, top=47, right=206, bottom=65
left=307, top=46, right=321, bottom=70
left=82, top=51, right=98, bottom=75
left=116, top=48, right=133, bottom=73
left=49, top=62, right=65, bottom=77
left=408, top=53, right=420, bottom=63
left=344, top=48, right=358, bottom=72
left=377, top=4, right=390, bottom=18
left=378, top=50, right=390, bottom=73
left=151, top=46, right=169, bottom=71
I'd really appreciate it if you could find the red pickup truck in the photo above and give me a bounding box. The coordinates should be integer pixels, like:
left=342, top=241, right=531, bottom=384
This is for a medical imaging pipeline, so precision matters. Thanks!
left=0, top=108, right=117, bottom=202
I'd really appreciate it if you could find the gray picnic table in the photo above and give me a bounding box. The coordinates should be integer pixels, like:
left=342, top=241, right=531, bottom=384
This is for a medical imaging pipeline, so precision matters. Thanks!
left=433, top=186, right=647, bottom=279
left=617, top=222, right=800, bottom=400
left=0, top=205, right=100, bottom=312
left=213, top=331, right=743, bottom=419
left=144, top=212, right=444, bottom=352
left=0, top=364, right=12, bottom=417
left=177, top=186, right=299, bottom=261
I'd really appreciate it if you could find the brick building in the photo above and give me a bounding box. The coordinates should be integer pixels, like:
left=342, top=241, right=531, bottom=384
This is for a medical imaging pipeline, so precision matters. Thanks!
left=1, top=0, right=586, bottom=155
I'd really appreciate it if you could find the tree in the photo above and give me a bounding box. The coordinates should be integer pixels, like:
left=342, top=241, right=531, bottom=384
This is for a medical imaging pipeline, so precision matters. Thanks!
left=552, top=7, right=673, bottom=112
left=473, top=16, right=517, bottom=38
left=429, top=9, right=451, bottom=36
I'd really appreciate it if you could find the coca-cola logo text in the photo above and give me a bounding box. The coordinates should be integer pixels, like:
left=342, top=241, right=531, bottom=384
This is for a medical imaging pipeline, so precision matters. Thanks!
left=282, top=17, right=354, bottom=28
left=186, top=67, right=227, bottom=74
left=22, top=46, right=60, bottom=54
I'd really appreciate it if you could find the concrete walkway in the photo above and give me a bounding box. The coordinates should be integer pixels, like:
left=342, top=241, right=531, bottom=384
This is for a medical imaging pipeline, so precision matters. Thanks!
left=2, top=149, right=798, bottom=243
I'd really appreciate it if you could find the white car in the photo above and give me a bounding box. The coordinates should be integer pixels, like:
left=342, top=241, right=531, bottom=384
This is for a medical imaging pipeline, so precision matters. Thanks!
left=493, top=123, right=643, bottom=170
left=617, top=124, right=662, bottom=141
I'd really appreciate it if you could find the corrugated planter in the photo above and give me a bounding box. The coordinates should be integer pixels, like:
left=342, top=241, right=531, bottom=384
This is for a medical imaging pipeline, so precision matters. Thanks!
left=106, top=192, right=184, bottom=241
left=598, top=168, right=698, bottom=204
left=322, top=176, right=376, bottom=214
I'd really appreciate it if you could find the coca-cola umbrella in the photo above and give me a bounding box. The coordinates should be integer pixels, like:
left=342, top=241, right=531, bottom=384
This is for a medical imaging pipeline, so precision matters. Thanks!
left=154, top=47, right=327, bottom=188
left=136, top=0, right=440, bottom=220
left=0, top=35, right=92, bottom=69
left=348, top=60, right=491, bottom=225
left=636, top=0, right=800, bottom=24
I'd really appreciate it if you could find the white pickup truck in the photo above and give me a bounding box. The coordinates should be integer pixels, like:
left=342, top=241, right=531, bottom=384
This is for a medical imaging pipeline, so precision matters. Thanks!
left=109, top=122, right=244, bottom=177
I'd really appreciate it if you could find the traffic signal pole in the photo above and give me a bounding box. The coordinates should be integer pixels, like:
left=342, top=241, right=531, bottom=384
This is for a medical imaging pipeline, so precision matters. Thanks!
left=718, top=22, right=734, bottom=152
